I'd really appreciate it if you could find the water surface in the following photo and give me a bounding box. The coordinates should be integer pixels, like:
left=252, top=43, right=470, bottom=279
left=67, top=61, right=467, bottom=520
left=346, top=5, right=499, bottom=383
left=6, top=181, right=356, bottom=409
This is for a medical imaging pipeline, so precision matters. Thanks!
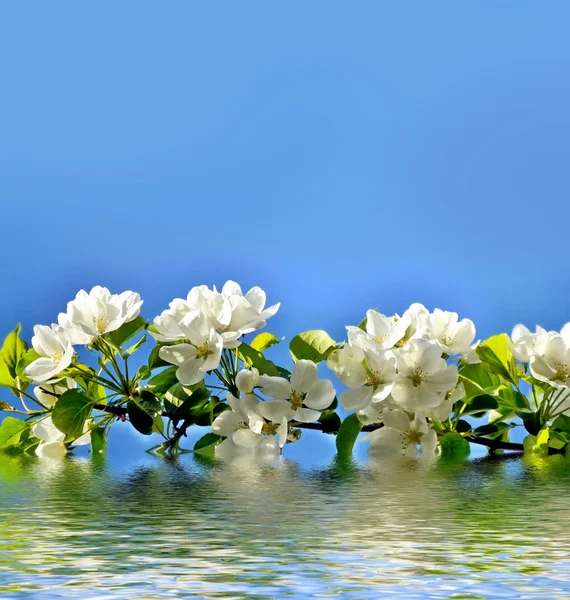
left=1, top=450, right=570, bottom=599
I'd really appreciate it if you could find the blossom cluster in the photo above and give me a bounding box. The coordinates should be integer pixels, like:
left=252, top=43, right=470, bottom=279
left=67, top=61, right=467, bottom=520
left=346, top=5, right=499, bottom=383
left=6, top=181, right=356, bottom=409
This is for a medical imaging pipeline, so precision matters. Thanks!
left=327, top=305, right=476, bottom=458
left=151, top=281, right=279, bottom=385
left=5, top=280, right=570, bottom=464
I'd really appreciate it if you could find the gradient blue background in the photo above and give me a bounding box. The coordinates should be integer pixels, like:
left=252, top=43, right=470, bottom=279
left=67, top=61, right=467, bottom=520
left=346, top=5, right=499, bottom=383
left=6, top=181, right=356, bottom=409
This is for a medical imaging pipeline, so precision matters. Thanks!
left=1, top=2, right=569, bottom=461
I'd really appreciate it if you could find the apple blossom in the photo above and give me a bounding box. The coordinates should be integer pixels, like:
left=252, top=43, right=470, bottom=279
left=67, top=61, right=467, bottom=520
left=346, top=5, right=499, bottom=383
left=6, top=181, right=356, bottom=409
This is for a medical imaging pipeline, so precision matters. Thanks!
left=24, top=324, right=74, bottom=384
left=219, top=280, right=280, bottom=337
left=63, top=286, right=142, bottom=342
left=32, top=416, right=91, bottom=459
left=33, top=378, right=76, bottom=408
left=256, top=359, right=335, bottom=423
left=391, top=339, right=458, bottom=411
left=346, top=309, right=408, bottom=352
left=236, top=367, right=259, bottom=394
left=337, top=349, right=396, bottom=413
left=422, top=309, right=476, bottom=356
left=364, top=408, right=437, bottom=458
left=529, top=333, right=570, bottom=389
left=158, top=311, right=223, bottom=385
left=212, top=393, right=288, bottom=450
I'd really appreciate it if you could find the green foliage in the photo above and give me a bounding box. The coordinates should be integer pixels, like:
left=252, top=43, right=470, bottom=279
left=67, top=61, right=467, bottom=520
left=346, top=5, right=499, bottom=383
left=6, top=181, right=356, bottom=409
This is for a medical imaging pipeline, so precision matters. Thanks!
left=0, top=417, right=29, bottom=451
left=251, top=332, right=280, bottom=352
left=336, top=414, right=362, bottom=458
left=524, top=428, right=550, bottom=455
left=318, top=408, right=341, bottom=434
left=108, top=317, right=147, bottom=349
left=121, top=334, right=147, bottom=359
left=193, top=433, right=223, bottom=455
left=90, top=425, right=107, bottom=454
left=440, top=432, right=471, bottom=460
left=475, top=334, right=518, bottom=385
left=146, top=367, right=179, bottom=396
left=52, top=390, right=94, bottom=441
left=147, top=345, right=171, bottom=370
left=127, top=391, right=163, bottom=435
left=455, top=394, right=499, bottom=418
left=164, top=382, right=212, bottom=422
left=290, top=330, right=338, bottom=364
left=238, top=343, right=280, bottom=376
left=0, top=325, right=29, bottom=396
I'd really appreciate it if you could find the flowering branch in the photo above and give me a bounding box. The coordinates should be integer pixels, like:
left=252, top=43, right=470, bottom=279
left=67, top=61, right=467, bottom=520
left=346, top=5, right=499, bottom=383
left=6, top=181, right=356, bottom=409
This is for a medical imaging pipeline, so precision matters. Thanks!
left=1, top=281, right=569, bottom=462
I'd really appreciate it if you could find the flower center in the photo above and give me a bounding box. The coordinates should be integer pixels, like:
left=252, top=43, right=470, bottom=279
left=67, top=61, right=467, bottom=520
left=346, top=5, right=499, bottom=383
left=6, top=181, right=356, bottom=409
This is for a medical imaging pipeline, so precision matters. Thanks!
left=52, top=349, right=64, bottom=362
left=261, top=422, right=278, bottom=436
left=365, top=372, right=382, bottom=390
left=93, top=317, right=108, bottom=334
left=290, top=390, right=306, bottom=409
left=375, top=335, right=386, bottom=345
left=404, top=430, right=422, bottom=446
left=196, top=342, right=213, bottom=360
left=554, top=362, right=569, bottom=382
left=441, top=335, right=454, bottom=347
left=409, top=369, right=425, bottom=387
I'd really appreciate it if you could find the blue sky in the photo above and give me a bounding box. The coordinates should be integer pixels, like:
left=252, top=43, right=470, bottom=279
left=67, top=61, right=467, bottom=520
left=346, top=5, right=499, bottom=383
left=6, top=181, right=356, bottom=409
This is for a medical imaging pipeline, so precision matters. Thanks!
left=1, top=2, right=569, bottom=461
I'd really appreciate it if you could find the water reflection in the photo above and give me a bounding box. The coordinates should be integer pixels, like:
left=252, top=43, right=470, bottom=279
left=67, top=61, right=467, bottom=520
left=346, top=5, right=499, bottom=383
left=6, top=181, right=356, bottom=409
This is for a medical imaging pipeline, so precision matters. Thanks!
left=1, top=452, right=570, bottom=598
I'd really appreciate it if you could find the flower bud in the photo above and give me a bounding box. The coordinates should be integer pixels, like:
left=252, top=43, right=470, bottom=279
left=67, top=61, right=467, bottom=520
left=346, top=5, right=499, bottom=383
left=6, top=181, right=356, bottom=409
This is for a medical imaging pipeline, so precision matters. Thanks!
left=235, top=367, right=259, bottom=394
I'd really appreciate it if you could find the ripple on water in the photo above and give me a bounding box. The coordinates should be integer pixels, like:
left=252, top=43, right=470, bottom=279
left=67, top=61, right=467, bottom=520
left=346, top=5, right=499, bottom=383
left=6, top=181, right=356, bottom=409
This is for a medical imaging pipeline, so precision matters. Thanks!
left=1, top=453, right=570, bottom=598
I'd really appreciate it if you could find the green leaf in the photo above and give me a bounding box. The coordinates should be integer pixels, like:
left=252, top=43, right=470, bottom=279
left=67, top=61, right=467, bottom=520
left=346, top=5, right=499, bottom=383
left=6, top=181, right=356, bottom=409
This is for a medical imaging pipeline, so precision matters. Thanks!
left=290, top=330, right=338, bottom=364
left=357, top=316, right=368, bottom=331
left=108, top=317, right=147, bottom=349
left=90, top=426, right=107, bottom=454
left=147, top=345, right=171, bottom=370
left=458, top=363, right=501, bottom=401
left=516, top=410, right=543, bottom=436
left=456, top=394, right=499, bottom=418
left=440, top=432, right=471, bottom=460
left=552, top=414, right=570, bottom=434
left=0, top=417, right=28, bottom=450
left=146, top=367, right=179, bottom=396
left=318, top=409, right=341, bottom=434
left=164, top=382, right=211, bottom=419
left=193, top=433, right=223, bottom=455
left=52, top=390, right=94, bottom=440
left=238, top=343, right=280, bottom=376
left=251, top=332, right=280, bottom=352
left=475, top=334, right=518, bottom=385
left=120, top=334, right=147, bottom=359
left=524, top=427, right=550, bottom=455
left=16, top=349, right=41, bottom=379
left=0, top=325, right=28, bottom=381
left=473, top=421, right=515, bottom=440
left=336, top=414, right=363, bottom=458
left=127, top=391, right=163, bottom=435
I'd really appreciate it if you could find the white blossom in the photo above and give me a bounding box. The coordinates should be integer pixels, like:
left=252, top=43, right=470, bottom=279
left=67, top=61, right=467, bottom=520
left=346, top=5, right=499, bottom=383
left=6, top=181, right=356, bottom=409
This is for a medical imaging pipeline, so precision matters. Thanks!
left=33, top=378, right=76, bottom=408
left=364, top=408, right=437, bottom=458
left=24, top=325, right=74, bottom=384
left=256, top=360, right=335, bottom=423
left=530, top=332, right=570, bottom=389
left=219, top=280, right=280, bottom=337
left=235, top=367, right=259, bottom=394
left=158, top=311, right=223, bottom=386
left=422, top=309, right=476, bottom=356
left=62, top=286, right=142, bottom=342
left=212, top=394, right=287, bottom=452
left=336, top=349, right=396, bottom=413
left=391, top=339, right=458, bottom=411
left=32, top=416, right=91, bottom=459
